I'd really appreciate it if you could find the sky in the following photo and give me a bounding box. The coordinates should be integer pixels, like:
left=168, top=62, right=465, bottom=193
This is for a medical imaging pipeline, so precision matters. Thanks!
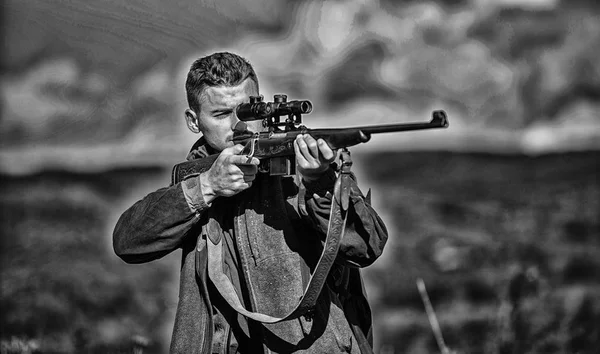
left=1, top=0, right=599, bottom=175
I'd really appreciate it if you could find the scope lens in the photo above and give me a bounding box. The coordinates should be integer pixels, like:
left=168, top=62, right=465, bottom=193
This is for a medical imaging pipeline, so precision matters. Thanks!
left=301, top=101, right=312, bottom=113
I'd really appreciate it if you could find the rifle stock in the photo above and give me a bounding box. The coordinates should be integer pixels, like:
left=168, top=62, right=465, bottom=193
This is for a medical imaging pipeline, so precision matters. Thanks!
left=171, top=154, right=218, bottom=186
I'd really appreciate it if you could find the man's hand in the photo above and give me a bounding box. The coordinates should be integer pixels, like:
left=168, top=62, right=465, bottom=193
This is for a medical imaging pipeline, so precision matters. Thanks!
left=199, top=145, right=259, bottom=204
left=294, top=134, right=336, bottom=182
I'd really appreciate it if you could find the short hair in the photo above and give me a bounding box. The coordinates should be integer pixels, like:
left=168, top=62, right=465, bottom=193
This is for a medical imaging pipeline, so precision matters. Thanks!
left=185, top=52, right=259, bottom=112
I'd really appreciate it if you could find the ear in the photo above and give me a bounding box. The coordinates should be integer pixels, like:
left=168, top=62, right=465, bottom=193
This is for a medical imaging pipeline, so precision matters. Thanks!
left=185, top=108, right=200, bottom=134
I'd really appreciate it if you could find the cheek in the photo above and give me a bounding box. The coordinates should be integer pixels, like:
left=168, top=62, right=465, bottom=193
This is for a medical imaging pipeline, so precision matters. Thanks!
left=246, top=121, right=265, bottom=132
left=201, top=119, right=229, bottom=133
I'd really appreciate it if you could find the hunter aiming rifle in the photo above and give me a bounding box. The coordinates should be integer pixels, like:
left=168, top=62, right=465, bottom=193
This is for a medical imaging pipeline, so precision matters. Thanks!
left=168, top=95, right=450, bottom=339
left=171, top=94, right=449, bottom=185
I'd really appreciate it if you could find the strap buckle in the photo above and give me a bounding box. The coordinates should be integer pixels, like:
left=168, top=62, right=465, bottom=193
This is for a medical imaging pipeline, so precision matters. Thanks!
left=335, top=148, right=353, bottom=211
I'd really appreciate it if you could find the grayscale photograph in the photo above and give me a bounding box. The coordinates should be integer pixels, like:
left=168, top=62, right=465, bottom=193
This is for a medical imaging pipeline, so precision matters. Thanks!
left=1, top=0, right=599, bottom=353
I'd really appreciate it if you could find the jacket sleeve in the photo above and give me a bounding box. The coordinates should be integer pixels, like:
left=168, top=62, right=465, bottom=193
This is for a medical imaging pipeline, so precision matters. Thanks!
left=299, top=167, right=388, bottom=268
left=113, top=175, right=209, bottom=264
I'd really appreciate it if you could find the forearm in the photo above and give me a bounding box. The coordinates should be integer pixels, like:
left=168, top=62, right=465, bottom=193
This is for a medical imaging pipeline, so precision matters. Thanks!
left=113, top=175, right=210, bottom=263
left=300, top=168, right=388, bottom=268
left=334, top=194, right=388, bottom=268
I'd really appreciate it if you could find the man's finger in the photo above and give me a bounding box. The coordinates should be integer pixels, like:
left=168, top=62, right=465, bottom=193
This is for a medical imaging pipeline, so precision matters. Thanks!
left=303, top=134, right=320, bottom=159
left=296, top=135, right=318, bottom=165
left=239, top=164, right=258, bottom=175
left=294, top=137, right=310, bottom=167
left=318, top=139, right=335, bottom=162
left=229, top=154, right=259, bottom=166
left=222, top=144, right=244, bottom=156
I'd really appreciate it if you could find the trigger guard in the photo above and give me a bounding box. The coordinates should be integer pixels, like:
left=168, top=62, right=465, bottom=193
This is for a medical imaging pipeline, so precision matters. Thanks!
left=245, top=137, right=258, bottom=163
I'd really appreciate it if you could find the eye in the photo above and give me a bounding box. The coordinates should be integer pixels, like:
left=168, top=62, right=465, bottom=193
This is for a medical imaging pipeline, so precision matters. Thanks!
left=214, top=110, right=232, bottom=118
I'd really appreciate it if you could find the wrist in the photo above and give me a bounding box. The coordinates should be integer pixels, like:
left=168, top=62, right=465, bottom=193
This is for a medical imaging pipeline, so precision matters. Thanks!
left=302, top=167, right=336, bottom=195
left=300, top=166, right=329, bottom=183
left=199, top=172, right=217, bottom=205
left=301, top=173, right=321, bottom=183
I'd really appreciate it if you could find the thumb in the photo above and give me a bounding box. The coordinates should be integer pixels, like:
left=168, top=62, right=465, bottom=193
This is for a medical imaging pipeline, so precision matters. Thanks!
left=221, top=144, right=244, bottom=156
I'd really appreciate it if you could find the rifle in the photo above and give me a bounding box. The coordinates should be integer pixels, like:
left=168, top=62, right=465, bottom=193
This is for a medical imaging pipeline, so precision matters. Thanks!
left=171, top=94, right=449, bottom=185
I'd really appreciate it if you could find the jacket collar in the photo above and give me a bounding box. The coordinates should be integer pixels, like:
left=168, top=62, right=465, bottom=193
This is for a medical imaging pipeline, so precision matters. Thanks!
left=186, top=137, right=218, bottom=161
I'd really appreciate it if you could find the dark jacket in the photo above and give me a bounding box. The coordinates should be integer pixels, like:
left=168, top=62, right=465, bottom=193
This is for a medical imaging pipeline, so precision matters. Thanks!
left=113, top=139, right=388, bottom=353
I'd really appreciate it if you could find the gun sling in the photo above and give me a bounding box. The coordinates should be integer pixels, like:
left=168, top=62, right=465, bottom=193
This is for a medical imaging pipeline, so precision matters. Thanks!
left=206, top=165, right=350, bottom=323
left=206, top=173, right=349, bottom=323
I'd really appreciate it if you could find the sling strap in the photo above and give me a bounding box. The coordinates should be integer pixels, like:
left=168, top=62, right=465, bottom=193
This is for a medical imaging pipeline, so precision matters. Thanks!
left=207, top=151, right=354, bottom=324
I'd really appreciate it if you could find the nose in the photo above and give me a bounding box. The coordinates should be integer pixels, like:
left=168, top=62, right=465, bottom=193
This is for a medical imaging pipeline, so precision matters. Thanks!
left=231, top=107, right=242, bottom=129
left=231, top=109, right=243, bottom=131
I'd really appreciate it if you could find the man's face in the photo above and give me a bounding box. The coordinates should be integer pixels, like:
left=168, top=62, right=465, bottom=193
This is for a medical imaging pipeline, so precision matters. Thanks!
left=192, top=78, right=261, bottom=152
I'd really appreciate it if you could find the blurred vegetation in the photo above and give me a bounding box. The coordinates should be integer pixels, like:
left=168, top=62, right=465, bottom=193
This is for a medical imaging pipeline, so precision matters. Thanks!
left=0, top=169, right=176, bottom=353
left=360, top=151, right=600, bottom=353
left=1, top=151, right=598, bottom=353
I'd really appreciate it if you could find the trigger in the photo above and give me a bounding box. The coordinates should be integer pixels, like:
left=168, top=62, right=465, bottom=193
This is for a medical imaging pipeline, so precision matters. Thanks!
left=245, top=138, right=258, bottom=163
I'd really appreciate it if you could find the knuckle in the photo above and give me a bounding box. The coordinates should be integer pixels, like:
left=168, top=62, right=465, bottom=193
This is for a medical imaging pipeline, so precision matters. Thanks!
left=228, top=166, right=239, bottom=175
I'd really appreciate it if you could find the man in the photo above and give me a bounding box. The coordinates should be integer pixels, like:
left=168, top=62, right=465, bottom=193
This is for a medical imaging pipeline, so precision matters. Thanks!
left=113, top=52, right=388, bottom=353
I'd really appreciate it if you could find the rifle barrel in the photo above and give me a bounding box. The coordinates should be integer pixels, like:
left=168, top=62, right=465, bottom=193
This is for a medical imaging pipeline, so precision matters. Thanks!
left=356, top=110, right=448, bottom=135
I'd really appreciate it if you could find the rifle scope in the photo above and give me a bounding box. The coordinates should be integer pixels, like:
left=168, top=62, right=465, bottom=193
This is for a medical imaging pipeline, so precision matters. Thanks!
left=236, top=94, right=312, bottom=121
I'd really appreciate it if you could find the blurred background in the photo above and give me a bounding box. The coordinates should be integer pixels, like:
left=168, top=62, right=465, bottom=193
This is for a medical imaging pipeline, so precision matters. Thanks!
left=1, top=0, right=599, bottom=353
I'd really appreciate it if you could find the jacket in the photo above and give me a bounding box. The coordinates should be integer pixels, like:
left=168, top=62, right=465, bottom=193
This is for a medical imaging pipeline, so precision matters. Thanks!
left=113, top=138, right=388, bottom=353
